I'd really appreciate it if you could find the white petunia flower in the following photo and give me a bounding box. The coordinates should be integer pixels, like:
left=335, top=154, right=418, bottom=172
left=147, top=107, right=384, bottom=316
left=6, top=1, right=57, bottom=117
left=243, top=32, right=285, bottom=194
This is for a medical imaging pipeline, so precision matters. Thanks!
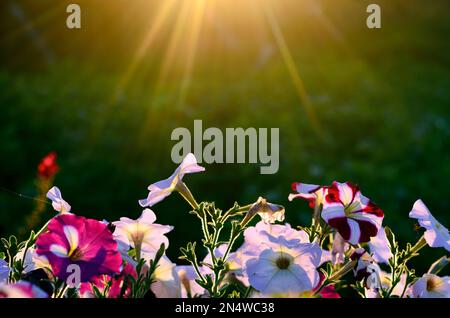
left=139, top=153, right=205, bottom=207
left=176, top=265, right=206, bottom=298
left=146, top=254, right=181, bottom=298
left=113, top=209, right=173, bottom=257
left=0, top=259, right=9, bottom=283
left=365, top=271, right=409, bottom=298
left=409, top=199, right=450, bottom=251
left=245, top=234, right=322, bottom=295
left=14, top=247, right=50, bottom=274
left=46, top=186, right=71, bottom=214
left=247, top=197, right=285, bottom=224
left=331, top=232, right=348, bottom=265
left=411, top=274, right=450, bottom=298
left=368, top=227, right=393, bottom=264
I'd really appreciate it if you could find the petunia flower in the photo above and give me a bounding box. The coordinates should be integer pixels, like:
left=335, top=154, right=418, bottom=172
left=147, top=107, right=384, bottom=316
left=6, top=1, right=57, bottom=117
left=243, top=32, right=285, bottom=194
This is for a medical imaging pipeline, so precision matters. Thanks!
left=409, top=199, right=450, bottom=252
left=176, top=265, right=206, bottom=298
left=46, top=186, right=71, bottom=214
left=331, top=232, right=348, bottom=265
left=365, top=271, right=409, bottom=298
left=139, top=153, right=205, bottom=207
left=35, top=214, right=122, bottom=282
left=14, top=247, right=50, bottom=274
left=351, top=248, right=374, bottom=279
left=0, top=259, right=9, bottom=283
left=244, top=231, right=322, bottom=294
left=288, top=182, right=326, bottom=208
left=319, top=285, right=341, bottom=298
left=237, top=222, right=309, bottom=267
left=236, top=222, right=329, bottom=284
left=79, top=263, right=137, bottom=298
left=368, top=227, right=393, bottom=264
left=313, top=273, right=341, bottom=298
left=37, top=151, right=59, bottom=179
left=411, top=274, right=450, bottom=298
left=145, top=253, right=181, bottom=298
left=0, top=281, right=48, bottom=298
left=112, top=209, right=173, bottom=258
left=321, top=182, right=384, bottom=245
left=350, top=248, right=382, bottom=293
left=245, top=197, right=285, bottom=224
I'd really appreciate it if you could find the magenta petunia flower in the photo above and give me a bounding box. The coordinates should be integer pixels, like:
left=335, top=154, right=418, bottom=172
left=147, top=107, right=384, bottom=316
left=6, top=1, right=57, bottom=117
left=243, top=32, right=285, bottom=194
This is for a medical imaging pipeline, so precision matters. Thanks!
left=35, top=214, right=122, bottom=283
left=80, top=262, right=137, bottom=298
left=321, top=182, right=384, bottom=245
left=314, top=273, right=341, bottom=298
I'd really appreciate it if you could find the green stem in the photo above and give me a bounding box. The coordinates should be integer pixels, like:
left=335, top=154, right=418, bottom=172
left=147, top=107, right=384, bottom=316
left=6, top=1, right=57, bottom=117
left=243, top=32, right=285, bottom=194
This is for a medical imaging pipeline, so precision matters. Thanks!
left=385, top=236, right=426, bottom=297
left=55, top=283, right=69, bottom=298
left=328, top=260, right=357, bottom=282
left=135, top=244, right=142, bottom=263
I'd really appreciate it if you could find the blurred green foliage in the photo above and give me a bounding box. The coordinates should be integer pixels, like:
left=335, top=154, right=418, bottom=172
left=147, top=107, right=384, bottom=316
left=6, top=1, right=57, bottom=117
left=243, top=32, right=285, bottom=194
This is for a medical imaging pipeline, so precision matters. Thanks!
left=0, top=0, right=449, bottom=274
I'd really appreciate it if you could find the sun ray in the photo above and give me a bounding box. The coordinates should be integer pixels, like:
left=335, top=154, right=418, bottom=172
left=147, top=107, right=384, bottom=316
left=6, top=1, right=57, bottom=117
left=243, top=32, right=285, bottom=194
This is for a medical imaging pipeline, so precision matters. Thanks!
left=176, top=0, right=207, bottom=110
left=113, top=0, right=177, bottom=100
left=136, top=1, right=193, bottom=147
left=87, top=0, right=176, bottom=146
left=154, top=0, right=191, bottom=96
left=262, top=0, right=322, bottom=136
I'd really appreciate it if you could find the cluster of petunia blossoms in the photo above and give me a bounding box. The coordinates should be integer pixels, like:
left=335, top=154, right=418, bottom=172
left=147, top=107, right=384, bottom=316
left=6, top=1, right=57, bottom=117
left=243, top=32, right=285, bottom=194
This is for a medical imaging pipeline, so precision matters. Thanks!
left=1, top=153, right=449, bottom=298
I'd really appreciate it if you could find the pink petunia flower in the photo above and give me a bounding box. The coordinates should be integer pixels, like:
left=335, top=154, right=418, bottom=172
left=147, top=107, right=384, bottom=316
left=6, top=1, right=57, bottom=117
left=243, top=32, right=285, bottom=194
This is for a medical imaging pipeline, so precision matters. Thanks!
left=321, top=182, right=384, bottom=245
left=80, top=262, right=137, bottom=298
left=409, top=199, right=450, bottom=252
left=35, top=214, right=122, bottom=283
left=139, top=153, right=205, bottom=207
left=0, top=281, right=48, bottom=298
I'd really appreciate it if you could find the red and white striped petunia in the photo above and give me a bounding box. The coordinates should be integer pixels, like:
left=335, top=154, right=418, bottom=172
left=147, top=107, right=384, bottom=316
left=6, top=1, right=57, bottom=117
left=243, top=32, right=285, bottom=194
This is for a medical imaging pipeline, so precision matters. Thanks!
left=321, top=182, right=384, bottom=245
left=288, top=183, right=327, bottom=208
